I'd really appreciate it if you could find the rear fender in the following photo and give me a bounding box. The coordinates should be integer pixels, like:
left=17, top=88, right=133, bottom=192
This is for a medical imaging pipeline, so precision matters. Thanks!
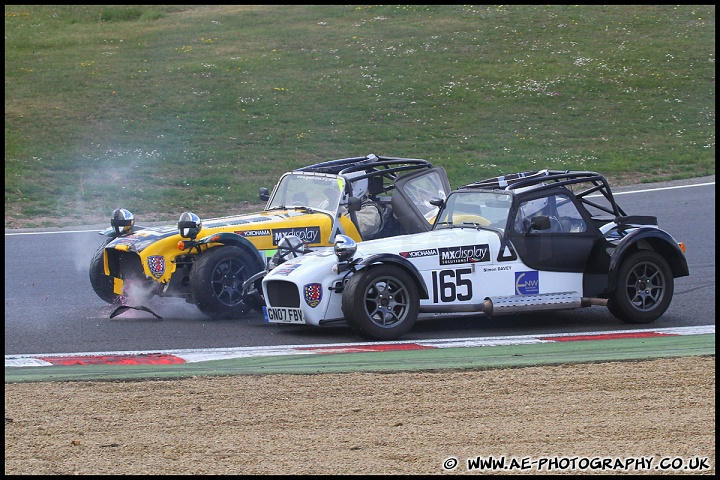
left=354, top=253, right=429, bottom=299
left=608, top=228, right=689, bottom=290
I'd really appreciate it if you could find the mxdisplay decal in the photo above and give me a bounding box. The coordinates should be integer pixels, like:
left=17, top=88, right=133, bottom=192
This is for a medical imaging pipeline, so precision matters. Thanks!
left=438, top=244, right=490, bottom=265
left=235, top=229, right=271, bottom=237
left=272, top=227, right=321, bottom=245
left=515, top=271, right=539, bottom=295
left=303, top=283, right=323, bottom=308
left=400, top=248, right=438, bottom=259
left=147, top=256, right=166, bottom=278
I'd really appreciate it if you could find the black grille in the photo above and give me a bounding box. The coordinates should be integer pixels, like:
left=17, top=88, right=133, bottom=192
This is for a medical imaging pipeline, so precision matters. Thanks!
left=106, top=249, right=144, bottom=279
left=266, top=280, right=301, bottom=307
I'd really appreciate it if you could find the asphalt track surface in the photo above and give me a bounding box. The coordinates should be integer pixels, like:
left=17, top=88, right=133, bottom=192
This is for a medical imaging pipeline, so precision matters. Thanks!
left=4, top=176, right=715, bottom=382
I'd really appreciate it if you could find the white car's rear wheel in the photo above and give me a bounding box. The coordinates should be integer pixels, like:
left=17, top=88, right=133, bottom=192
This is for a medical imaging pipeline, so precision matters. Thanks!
left=608, top=250, right=673, bottom=324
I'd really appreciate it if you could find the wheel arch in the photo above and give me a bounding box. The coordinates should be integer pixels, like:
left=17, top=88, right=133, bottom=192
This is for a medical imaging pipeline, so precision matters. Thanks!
left=608, top=229, right=689, bottom=291
left=195, top=232, right=266, bottom=271
left=354, top=253, right=429, bottom=299
left=99, top=224, right=149, bottom=239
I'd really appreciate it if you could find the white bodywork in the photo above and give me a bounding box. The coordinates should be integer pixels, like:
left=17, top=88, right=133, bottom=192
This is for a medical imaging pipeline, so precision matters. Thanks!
left=261, top=228, right=583, bottom=326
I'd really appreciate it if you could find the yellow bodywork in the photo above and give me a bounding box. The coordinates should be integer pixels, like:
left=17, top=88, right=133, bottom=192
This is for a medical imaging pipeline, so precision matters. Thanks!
left=104, top=209, right=362, bottom=292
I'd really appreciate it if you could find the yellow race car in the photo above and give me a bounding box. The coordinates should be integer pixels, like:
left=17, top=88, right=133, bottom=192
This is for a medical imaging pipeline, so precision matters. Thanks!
left=89, top=154, right=450, bottom=318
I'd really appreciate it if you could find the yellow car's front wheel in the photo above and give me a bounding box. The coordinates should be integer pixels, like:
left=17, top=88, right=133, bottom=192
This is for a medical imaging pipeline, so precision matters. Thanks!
left=189, top=246, right=261, bottom=319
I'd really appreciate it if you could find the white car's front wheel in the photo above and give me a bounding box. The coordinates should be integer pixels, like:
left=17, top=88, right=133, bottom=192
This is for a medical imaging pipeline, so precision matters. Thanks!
left=342, top=265, right=419, bottom=340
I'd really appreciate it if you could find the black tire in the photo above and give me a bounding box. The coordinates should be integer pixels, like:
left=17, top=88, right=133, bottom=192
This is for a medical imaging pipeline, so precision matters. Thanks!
left=189, top=246, right=261, bottom=319
left=342, top=265, right=420, bottom=340
left=607, top=250, right=674, bottom=324
left=89, top=238, right=124, bottom=304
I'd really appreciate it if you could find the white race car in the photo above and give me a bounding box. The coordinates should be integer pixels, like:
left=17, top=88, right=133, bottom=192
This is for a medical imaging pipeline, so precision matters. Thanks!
left=261, top=169, right=689, bottom=340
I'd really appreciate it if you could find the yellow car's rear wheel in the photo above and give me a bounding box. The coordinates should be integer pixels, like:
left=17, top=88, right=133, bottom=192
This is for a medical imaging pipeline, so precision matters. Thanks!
left=89, top=238, right=124, bottom=304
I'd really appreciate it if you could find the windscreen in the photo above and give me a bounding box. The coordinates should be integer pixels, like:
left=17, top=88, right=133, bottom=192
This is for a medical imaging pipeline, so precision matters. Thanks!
left=436, top=191, right=513, bottom=230
left=267, top=173, right=343, bottom=212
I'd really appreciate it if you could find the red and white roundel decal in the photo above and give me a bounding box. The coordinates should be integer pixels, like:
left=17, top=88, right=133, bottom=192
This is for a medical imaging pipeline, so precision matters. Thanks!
left=303, top=283, right=322, bottom=308
left=147, top=255, right=166, bottom=279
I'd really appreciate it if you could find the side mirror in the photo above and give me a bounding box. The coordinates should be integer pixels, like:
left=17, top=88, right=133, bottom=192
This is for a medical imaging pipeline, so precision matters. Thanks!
left=259, top=187, right=270, bottom=201
left=429, top=197, right=445, bottom=207
left=347, top=196, right=362, bottom=212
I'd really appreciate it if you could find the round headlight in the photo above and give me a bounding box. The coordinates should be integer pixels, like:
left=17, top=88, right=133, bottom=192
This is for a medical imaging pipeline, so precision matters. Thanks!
left=178, top=211, right=202, bottom=239
left=334, top=234, right=357, bottom=262
left=111, top=208, right=135, bottom=235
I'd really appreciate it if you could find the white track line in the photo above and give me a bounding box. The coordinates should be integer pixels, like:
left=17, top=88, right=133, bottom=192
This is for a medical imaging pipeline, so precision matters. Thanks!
left=5, top=325, right=714, bottom=368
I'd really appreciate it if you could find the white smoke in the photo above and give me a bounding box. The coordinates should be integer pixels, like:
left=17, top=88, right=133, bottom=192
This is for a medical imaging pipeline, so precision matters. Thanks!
left=112, top=278, right=209, bottom=320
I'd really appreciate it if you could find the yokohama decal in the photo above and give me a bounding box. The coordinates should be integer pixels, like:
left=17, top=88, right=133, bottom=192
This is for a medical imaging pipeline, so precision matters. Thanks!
left=236, top=229, right=271, bottom=237
left=400, top=248, right=438, bottom=259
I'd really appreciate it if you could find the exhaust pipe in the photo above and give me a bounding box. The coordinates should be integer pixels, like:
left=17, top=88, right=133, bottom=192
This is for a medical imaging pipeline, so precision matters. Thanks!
left=480, top=292, right=607, bottom=317
left=419, top=292, right=607, bottom=315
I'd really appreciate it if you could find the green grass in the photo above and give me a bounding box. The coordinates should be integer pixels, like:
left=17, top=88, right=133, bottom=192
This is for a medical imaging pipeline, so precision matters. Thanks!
left=4, top=5, right=715, bottom=228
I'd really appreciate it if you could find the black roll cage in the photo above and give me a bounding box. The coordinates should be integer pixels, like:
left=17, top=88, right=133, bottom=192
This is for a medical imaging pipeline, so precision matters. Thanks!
left=460, top=169, right=627, bottom=218
left=297, top=153, right=434, bottom=197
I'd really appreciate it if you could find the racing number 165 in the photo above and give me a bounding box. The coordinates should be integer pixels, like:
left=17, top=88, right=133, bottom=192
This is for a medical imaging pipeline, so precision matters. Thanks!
left=431, top=268, right=472, bottom=303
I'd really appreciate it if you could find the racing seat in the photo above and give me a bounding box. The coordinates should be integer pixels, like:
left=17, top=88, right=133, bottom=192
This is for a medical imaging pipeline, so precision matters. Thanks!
left=355, top=200, right=384, bottom=239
